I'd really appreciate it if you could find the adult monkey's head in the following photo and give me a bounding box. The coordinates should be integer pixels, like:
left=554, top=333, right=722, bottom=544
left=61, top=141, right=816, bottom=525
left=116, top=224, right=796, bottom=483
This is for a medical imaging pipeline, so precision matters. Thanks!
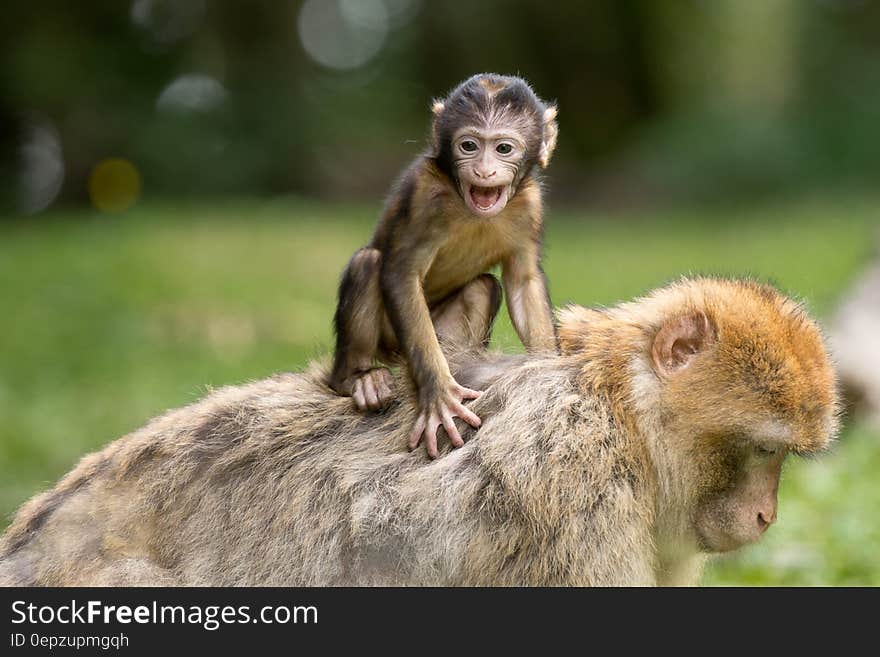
left=430, top=73, right=558, bottom=218
left=558, top=277, right=840, bottom=556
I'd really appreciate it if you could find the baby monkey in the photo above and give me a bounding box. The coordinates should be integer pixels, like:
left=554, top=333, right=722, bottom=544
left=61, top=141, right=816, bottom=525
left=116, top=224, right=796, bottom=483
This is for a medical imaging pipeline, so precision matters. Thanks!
left=329, top=73, right=559, bottom=458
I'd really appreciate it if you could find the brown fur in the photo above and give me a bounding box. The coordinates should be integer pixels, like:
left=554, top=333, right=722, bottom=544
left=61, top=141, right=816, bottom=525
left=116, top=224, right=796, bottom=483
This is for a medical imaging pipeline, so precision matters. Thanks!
left=0, top=277, right=838, bottom=586
left=329, top=74, right=558, bottom=454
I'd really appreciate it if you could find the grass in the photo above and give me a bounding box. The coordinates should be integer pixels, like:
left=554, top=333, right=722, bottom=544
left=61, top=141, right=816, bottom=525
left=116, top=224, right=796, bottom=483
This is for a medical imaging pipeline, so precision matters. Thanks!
left=0, top=195, right=877, bottom=585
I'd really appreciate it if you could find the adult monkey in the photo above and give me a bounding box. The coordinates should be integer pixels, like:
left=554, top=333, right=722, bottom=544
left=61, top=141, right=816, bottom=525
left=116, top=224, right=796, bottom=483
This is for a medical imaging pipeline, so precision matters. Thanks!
left=328, top=73, right=559, bottom=458
left=0, top=278, right=839, bottom=586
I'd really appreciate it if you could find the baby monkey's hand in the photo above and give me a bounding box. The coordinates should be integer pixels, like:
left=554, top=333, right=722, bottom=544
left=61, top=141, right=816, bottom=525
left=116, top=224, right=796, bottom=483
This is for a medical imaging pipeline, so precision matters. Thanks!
left=407, top=380, right=482, bottom=459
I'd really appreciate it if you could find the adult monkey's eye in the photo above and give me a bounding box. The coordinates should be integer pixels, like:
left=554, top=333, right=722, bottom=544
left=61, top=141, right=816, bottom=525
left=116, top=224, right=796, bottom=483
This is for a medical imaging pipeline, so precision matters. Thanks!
left=496, top=143, right=514, bottom=155
left=755, top=445, right=778, bottom=457
left=460, top=140, right=478, bottom=153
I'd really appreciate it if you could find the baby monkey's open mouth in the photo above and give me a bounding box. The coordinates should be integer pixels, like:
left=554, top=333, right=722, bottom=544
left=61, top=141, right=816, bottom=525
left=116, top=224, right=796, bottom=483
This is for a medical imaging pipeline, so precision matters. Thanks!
left=466, top=184, right=506, bottom=216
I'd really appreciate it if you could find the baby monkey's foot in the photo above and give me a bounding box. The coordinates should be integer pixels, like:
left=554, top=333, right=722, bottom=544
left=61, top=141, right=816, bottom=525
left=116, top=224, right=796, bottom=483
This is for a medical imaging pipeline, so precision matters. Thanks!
left=350, top=368, right=394, bottom=412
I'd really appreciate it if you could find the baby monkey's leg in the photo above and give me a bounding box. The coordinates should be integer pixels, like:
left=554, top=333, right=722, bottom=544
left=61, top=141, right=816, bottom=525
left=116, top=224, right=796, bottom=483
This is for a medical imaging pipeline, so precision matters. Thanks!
left=329, top=248, right=394, bottom=411
left=432, top=274, right=503, bottom=352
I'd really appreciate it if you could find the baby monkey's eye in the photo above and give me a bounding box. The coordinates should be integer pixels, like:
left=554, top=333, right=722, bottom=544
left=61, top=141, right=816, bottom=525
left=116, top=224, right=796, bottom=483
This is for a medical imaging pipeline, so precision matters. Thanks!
left=755, top=445, right=778, bottom=457
left=496, top=143, right=514, bottom=155
left=460, top=140, right=478, bottom=153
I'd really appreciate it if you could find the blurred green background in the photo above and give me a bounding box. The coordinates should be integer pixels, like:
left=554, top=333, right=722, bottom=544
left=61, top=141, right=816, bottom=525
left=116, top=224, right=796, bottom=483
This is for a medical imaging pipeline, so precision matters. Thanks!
left=1, top=0, right=879, bottom=585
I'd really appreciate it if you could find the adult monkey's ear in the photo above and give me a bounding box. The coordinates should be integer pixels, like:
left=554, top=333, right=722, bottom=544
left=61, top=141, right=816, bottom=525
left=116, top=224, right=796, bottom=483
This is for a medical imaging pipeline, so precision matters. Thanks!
left=539, top=105, right=558, bottom=169
left=651, top=311, right=715, bottom=378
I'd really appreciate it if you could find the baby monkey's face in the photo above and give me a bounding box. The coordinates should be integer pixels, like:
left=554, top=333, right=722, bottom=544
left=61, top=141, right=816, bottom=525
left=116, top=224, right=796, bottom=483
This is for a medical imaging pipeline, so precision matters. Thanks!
left=452, top=127, right=525, bottom=218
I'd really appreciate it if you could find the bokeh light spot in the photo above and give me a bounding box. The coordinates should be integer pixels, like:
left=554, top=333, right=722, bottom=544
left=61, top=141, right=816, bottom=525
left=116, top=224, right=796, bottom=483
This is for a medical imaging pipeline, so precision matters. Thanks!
left=298, top=0, right=388, bottom=70
left=88, top=158, right=142, bottom=213
left=156, top=73, right=227, bottom=113
left=131, top=0, right=205, bottom=45
left=19, top=121, right=65, bottom=215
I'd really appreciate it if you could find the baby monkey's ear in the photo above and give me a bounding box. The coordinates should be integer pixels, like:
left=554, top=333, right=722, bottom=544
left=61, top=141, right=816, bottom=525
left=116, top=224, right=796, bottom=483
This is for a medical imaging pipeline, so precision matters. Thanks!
left=430, top=100, right=445, bottom=150
left=539, top=105, right=558, bottom=169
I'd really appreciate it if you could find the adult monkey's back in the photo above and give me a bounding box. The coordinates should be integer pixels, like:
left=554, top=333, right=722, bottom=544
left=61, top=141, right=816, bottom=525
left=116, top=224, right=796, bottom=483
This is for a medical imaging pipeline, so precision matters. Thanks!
left=0, top=277, right=838, bottom=586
